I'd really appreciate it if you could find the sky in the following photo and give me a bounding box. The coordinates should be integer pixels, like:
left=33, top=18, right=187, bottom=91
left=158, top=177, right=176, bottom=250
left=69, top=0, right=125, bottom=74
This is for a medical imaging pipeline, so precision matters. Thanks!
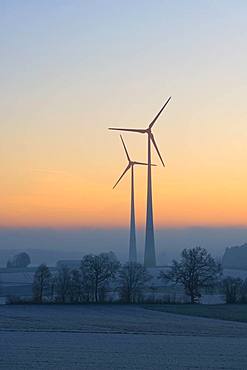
left=1, top=0, right=247, bottom=229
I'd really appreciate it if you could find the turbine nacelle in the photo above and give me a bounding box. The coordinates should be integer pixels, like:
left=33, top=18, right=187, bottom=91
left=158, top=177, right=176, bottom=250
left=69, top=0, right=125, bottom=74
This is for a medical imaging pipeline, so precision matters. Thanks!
left=113, top=135, right=156, bottom=189
left=109, top=97, right=171, bottom=168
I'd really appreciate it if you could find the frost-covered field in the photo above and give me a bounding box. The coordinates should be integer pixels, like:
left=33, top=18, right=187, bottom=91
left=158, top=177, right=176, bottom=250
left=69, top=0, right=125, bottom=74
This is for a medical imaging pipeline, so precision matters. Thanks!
left=1, top=305, right=247, bottom=369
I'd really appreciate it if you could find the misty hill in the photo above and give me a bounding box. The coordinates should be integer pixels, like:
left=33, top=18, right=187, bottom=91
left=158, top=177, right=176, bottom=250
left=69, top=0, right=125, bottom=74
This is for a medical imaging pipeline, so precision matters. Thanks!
left=222, top=244, right=247, bottom=270
left=1, top=227, right=247, bottom=267
left=0, top=249, right=84, bottom=268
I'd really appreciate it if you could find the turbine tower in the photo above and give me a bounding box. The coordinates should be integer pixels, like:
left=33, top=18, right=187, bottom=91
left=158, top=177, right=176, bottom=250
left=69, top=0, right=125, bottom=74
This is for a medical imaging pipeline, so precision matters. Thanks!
left=113, top=135, right=152, bottom=263
left=109, top=97, right=171, bottom=267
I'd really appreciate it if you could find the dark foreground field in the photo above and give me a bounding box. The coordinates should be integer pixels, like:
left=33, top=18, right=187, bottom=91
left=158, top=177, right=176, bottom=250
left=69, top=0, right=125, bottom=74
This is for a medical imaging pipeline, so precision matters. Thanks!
left=145, top=304, right=247, bottom=323
left=1, top=304, right=247, bottom=369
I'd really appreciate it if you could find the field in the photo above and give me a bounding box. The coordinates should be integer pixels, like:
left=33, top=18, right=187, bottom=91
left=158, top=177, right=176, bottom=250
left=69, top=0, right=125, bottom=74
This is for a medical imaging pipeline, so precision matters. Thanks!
left=145, top=304, right=247, bottom=323
left=1, top=304, right=247, bottom=369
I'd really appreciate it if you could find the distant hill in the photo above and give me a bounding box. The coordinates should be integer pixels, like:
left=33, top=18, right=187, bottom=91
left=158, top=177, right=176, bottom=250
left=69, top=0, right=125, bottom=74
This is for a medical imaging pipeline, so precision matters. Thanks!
left=222, top=243, right=247, bottom=270
left=0, top=249, right=84, bottom=268
left=2, top=226, right=247, bottom=266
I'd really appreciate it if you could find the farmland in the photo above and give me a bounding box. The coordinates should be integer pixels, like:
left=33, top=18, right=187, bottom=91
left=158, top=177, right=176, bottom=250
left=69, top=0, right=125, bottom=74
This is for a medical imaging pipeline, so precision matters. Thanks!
left=1, top=304, right=247, bottom=369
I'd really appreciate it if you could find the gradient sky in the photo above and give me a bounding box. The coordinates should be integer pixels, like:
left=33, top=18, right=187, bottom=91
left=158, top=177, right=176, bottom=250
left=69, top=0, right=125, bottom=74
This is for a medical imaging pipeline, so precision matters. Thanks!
left=1, top=0, right=247, bottom=228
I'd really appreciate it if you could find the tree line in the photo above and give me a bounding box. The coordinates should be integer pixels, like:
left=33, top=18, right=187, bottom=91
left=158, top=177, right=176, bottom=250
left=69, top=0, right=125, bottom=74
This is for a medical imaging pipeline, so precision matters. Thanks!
left=14, top=247, right=247, bottom=305
left=32, top=252, right=150, bottom=304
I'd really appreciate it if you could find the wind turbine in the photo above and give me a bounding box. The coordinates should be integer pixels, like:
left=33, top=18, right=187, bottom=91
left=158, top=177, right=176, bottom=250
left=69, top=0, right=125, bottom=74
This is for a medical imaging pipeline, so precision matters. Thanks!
left=113, top=135, right=154, bottom=263
left=109, top=97, right=171, bottom=267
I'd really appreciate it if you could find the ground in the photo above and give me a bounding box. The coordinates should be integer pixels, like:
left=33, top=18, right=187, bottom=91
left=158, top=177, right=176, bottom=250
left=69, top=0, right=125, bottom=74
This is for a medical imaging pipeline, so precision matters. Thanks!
left=145, top=303, right=247, bottom=322
left=1, top=304, right=247, bottom=369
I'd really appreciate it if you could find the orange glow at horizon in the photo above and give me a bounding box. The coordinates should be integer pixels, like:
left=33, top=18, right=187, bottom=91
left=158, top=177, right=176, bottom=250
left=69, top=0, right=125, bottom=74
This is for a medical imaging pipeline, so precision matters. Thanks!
left=1, top=149, right=247, bottom=228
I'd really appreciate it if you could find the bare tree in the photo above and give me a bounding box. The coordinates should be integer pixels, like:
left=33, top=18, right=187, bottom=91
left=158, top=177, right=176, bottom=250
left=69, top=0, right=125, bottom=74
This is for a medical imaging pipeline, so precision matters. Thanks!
left=118, top=262, right=151, bottom=303
left=160, top=247, right=219, bottom=303
left=55, top=266, right=71, bottom=303
left=7, top=252, right=31, bottom=268
left=49, top=274, right=57, bottom=302
left=68, top=269, right=83, bottom=303
left=32, top=264, right=51, bottom=303
left=222, top=277, right=245, bottom=303
left=240, top=278, right=247, bottom=303
left=80, top=252, right=120, bottom=302
left=0, top=274, right=2, bottom=300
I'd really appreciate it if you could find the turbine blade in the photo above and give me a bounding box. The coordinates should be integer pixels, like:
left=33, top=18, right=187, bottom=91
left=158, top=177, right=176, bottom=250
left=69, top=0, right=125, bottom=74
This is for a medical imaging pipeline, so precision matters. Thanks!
left=113, top=164, right=131, bottom=189
left=109, top=127, right=146, bottom=133
left=120, top=135, right=130, bottom=162
left=134, top=161, right=157, bottom=166
left=149, top=97, right=171, bottom=129
left=150, top=133, right=165, bottom=167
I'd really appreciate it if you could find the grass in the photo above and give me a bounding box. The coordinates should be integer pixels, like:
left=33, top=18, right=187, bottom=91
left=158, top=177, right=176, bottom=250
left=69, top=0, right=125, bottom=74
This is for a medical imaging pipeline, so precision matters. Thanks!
left=144, top=304, right=247, bottom=323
